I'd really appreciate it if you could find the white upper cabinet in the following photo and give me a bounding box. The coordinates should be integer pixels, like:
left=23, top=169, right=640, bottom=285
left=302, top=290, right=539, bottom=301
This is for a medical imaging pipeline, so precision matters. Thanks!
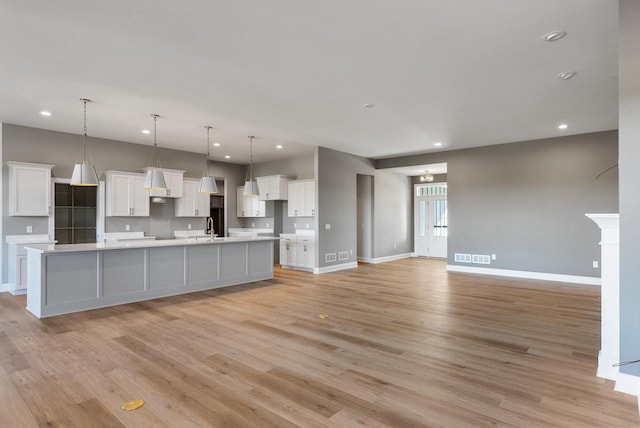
left=176, top=179, right=210, bottom=217
left=8, top=162, right=54, bottom=216
left=105, top=171, right=150, bottom=217
left=142, top=168, right=184, bottom=198
left=236, top=187, right=270, bottom=217
left=256, top=175, right=290, bottom=201
left=287, top=179, right=315, bottom=217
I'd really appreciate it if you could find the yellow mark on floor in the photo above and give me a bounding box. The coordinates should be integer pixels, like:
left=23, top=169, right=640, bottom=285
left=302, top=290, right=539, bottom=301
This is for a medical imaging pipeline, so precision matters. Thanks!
left=318, top=314, right=329, bottom=319
left=122, top=399, right=145, bottom=411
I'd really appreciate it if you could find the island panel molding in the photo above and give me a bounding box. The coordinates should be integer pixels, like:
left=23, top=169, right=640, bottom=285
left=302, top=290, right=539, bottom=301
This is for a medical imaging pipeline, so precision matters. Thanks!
left=25, top=237, right=276, bottom=318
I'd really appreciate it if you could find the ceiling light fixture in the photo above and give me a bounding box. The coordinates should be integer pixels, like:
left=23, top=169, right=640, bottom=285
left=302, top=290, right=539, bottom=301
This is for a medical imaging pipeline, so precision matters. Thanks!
left=213, top=142, right=220, bottom=147
left=141, top=129, right=150, bottom=134
left=434, top=142, right=443, bottom=147
left=276, top=145, right=283, bottom=149
left=542, top=31, right=567, bottom=42
left=558, top=71, right=577, bottom=80
left=243, top=136, right=259, bottom=196
left=143, top=114, right=167, bottom=190
left=70, top=98, right=99, bottom=186
left=558, top=124, right=568, bottom=130
left=40, top=111, right=52, bottom=117
left=420, top=170, right=434, bottom=182
left=363, top=103, right=376, bottom=108
left=199, top=126, right=219, bottom=194
left=224, top=155, right=230, bottom=159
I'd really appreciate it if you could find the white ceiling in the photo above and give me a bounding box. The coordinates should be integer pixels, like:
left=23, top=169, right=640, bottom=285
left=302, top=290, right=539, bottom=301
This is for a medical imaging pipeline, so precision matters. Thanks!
left=0, top=1, right=618, bottom=164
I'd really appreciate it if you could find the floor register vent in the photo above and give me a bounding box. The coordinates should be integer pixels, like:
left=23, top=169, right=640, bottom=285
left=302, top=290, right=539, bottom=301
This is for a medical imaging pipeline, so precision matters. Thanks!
left=454, top=253, right=472, bottom=263
left=325, top=253, right=337, bottom=263
left=338, top=252, right=349, bottom=261
left=472, top=254, right=491, bottom=264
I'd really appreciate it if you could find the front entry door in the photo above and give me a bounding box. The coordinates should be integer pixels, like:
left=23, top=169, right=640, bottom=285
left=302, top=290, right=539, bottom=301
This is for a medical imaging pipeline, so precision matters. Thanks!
left=414, top=189, right=448, bottom=258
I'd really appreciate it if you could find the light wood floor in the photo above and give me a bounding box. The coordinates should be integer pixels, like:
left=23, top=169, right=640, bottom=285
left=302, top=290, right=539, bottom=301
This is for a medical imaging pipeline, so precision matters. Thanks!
left=0, top=258, right=638, bottom=427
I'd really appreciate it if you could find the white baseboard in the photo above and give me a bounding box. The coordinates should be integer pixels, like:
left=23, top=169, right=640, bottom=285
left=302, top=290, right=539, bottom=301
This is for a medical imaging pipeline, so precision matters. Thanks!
left=446, top=264, right=601, bottom=286
left=358, top=253, right=411, bottom=264
left=616, top=372, right=640, bottom=396
left=314, top=262, right=358, bottom=274
left=0, top=283, right=10, bottom=293
left=597, top=350, right=619, bottom=381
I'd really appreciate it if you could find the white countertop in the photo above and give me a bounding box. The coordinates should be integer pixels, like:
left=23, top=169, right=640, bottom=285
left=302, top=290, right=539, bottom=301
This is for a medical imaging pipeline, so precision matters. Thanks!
left=25, top=236, right=280, bottom=254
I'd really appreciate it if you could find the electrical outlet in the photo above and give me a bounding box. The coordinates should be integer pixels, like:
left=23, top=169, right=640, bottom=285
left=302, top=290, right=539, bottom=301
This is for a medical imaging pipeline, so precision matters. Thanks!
left=492, top=254, right=497, bottom=260
left=266, top=222, right=270, bottom=228
left=593, top=261, right=599, bottom=268
left=125, top=224, right=130, bottom=231
left=306, top=223, right=310, bottom=229
left=26, top=225, right=32, bottom=233
left=325, top=224, right=331, bottom=230
left=188, top=224, right=192, bottom=230
left=251, top=222, right=255, bottom=227
left=393, top=243, right=397, bottom=249
left=294, top=223, right=297, bottom=228
left=350, top=249, right=353, bottom=255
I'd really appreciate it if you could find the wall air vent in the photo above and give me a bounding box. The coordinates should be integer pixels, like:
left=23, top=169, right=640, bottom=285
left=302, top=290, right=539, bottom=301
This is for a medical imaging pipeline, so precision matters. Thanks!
left=472, top=254, right=491, bottom=265
left=325, top=253, right=337, bottom=263
left=338, top=252, right=349, bottom=261
left=454, top=253, right=472, bottom=263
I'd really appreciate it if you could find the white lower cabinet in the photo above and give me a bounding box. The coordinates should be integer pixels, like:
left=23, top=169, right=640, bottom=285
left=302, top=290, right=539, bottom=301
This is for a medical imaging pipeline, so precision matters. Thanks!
left=280, top=234, right=315, bottom=271
left=6, top=235, right=56, bottom=294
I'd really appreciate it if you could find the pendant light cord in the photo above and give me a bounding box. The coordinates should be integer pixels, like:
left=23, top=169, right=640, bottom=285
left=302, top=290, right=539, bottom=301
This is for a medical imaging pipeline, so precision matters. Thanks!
left=248, top=136, right=255, bottom=181
left=205, top=126, right=212, bottom=176
left=80, top=98, right=91, bottom=164
left=152, top=114, right=159, bottom=168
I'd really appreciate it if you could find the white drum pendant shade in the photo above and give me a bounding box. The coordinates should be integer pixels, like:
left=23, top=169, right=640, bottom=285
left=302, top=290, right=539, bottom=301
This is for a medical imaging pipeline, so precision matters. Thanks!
left=71, top=163, right=99, bottom=186
left=199, top=176, right=218, bottom=194
left=243, top=180, right=259, bottom=196
left=144, top=169, right=167, bottom=190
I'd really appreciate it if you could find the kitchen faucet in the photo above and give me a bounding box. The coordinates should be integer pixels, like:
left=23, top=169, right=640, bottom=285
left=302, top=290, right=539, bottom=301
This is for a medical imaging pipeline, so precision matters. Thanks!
left=207, top=217, right=215, bottom=240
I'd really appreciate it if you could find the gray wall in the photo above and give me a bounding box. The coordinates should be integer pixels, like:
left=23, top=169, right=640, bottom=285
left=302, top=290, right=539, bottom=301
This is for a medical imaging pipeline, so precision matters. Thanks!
left=317, top=147, right=413, bottom=268
left=619, top=0, right=640, bottom=377
left=378, top=131, right=619, bottom=278
left=357, top=174, right=373, bottom=259
left=1, top=123, right=246, bottom=283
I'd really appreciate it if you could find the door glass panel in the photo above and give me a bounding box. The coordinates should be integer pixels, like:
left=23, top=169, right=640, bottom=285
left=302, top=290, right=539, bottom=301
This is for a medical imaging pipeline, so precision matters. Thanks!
left=433, top=200, right=448, bottom=237
left=419, top=200, right=426, bottom=237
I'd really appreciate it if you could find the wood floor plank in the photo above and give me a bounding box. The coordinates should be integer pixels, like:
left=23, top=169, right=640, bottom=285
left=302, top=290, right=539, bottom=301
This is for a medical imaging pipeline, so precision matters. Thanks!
left=0, top=258, right=637, bottom=427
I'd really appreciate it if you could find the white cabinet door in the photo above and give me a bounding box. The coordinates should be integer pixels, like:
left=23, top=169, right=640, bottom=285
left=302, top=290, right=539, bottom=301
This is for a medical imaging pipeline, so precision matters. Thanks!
left=106, top=171, right=149, bottom=217
left=287, top=182, right=300, bottom=216
left=130, top=175, right=150, bottom=217
left=107, top=173, right=133, bottom=216
left=8, top=162, right=53, bottom=216
left=296, top=243, right=314, bottom=269
left=237, top=186, right=266, bottom=217
left=257, top=178, right=274, bottom=201
left=17, top=255, right=28, bottom=290
left=303, top=181, right=315, bottom=217
left=177, top=180, right=210, bottom=217
left=279, top=242, right=288, bottom=266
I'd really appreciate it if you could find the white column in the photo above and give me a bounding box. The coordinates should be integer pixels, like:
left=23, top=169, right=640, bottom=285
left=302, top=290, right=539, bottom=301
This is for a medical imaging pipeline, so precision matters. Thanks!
left=586, top=213, right=619, bottom=380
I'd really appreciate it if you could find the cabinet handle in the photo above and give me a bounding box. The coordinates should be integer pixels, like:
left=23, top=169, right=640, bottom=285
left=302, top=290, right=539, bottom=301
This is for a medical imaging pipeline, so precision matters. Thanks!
left=167, top=189, right=170, bottom=196
left=195, top=209, right=198, bottom=216
left=312, top=209, right=315, bottom=215
left=48, top=206, right=51, bottom=215
left=294, top=209, right=298, bottom=215
left=131, top=207, right=134, bottom=215
left=242, top=210, right=244, bottom=216
left=304, top=245, right=307, bottom=252
left=256, top=210, right=259, bottom=216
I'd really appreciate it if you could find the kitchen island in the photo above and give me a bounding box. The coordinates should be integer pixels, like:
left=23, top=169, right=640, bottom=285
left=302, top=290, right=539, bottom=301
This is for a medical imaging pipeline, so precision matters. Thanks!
left=25, top=236, right=278, bottom=318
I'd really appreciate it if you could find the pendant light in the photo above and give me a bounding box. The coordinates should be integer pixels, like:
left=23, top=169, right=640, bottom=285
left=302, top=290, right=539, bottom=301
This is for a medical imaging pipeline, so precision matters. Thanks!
left=420, top=169, right=434, bottom=182
left=243, top=136, right=259, bottom=196
left=70, top=98, right=99, bottom=186
left=143, top=114, right=167, bottom=190
left=199, top=126, right=219, bottom=194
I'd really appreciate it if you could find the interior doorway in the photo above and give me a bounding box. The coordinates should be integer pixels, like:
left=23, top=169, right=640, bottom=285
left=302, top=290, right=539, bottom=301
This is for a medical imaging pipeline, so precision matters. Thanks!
left=414, top=184, right=448, bottom=258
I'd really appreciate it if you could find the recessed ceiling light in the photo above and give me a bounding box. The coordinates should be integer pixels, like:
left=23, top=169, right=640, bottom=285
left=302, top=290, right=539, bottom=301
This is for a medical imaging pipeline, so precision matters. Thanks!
left=276, top=145, right=283, bottom=149
left=557, top=71, right=577, bottom=80
left=434, top=142, right=443, bottom=147
left=141, top=129, right=150, bottom=134
left=558, top=124, right=568, bottom=130
left=542, top=31, right=567, bottom=42
left=363, top=103, right=376, bottom=108
left=213, top=142, right=220, bottom=147
left=40, top=111, right=52, bottom=116
left=224, top=155, right=231, bottom=159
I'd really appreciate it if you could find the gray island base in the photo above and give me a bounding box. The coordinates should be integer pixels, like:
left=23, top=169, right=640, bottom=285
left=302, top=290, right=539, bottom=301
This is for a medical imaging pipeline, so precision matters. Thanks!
left=25, top=237, right=277, bottom=318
